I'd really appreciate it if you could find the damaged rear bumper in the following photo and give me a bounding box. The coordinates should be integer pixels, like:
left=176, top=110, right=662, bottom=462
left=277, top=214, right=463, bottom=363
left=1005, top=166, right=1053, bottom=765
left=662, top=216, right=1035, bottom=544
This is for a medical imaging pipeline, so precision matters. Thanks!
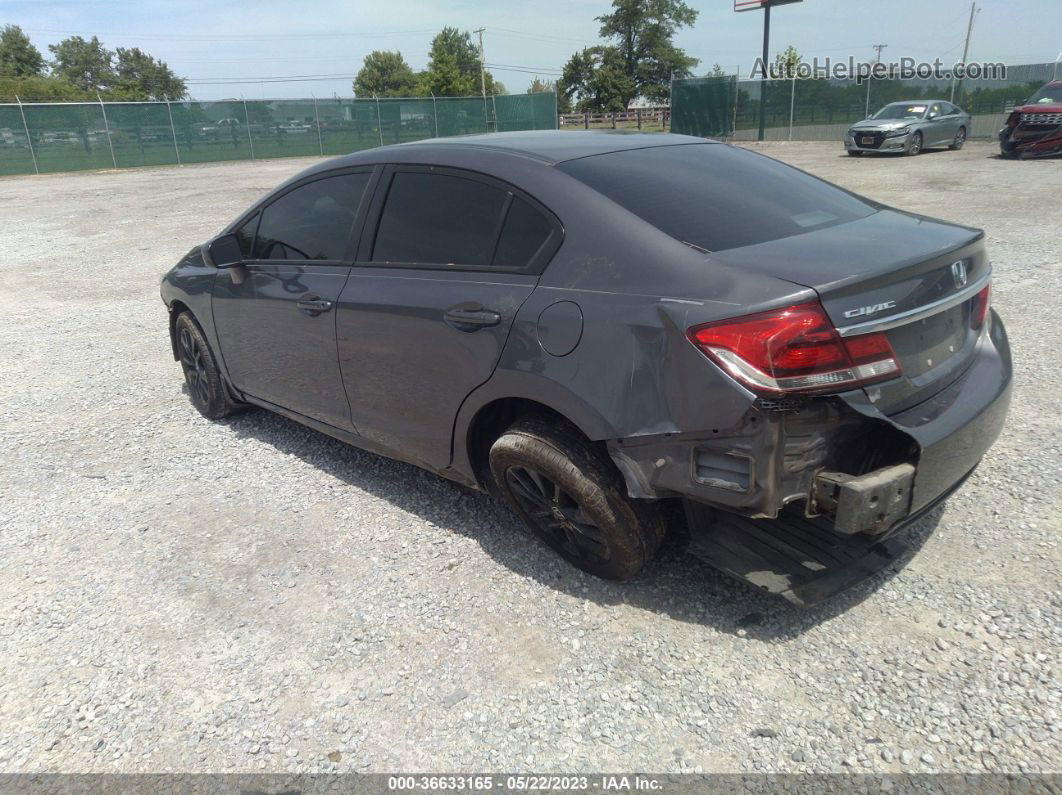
left=608, top=311, right=1011, bottom=603
left=682, top=465, right=974, bottom=606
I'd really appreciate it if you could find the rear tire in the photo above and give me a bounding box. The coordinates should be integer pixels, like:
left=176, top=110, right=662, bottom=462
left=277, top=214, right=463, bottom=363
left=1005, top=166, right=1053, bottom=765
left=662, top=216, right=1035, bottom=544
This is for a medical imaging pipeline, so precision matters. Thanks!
left=489, top=416, right=665, bottom=580
left=906, top=131, right=923, bottom=156
left=175, top=312, right=241, bottom=420
left=949, top=126, right=966, bottom=150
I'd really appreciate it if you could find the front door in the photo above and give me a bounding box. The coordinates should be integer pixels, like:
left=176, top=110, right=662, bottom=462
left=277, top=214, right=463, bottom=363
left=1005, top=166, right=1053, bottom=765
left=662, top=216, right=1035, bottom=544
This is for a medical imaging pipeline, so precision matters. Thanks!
left=336, top=167, right=561, bottom=469
left=212, top=169, right=374, bottom=430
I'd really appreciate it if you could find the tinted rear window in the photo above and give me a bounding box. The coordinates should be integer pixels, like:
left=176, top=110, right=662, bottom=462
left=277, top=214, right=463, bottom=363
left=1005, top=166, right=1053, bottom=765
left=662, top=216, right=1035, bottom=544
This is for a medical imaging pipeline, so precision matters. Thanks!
left=494, top=197, right=554, bottom=268
left=373, top=172, right=508, bottom=266
left=558, top=144, right=876, bottom=252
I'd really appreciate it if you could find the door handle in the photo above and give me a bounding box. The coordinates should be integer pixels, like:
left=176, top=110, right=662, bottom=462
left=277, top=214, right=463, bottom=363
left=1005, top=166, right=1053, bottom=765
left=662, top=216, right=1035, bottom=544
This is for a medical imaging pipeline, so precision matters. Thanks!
left=296, top=295, right=333, bottom=315
left=444, top=306, right=501, bottom=332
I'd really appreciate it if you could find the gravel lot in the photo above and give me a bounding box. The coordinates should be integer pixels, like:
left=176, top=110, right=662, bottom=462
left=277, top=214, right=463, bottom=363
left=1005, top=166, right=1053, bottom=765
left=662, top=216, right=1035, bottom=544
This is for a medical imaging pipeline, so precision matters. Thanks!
left=0, top=141, right=1059, bottom=775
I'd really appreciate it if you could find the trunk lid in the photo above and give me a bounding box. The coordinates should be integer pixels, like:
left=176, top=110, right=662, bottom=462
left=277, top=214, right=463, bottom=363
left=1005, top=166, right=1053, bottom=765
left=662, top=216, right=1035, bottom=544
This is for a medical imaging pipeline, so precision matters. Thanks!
left=707, top=209, right=989, bottom=414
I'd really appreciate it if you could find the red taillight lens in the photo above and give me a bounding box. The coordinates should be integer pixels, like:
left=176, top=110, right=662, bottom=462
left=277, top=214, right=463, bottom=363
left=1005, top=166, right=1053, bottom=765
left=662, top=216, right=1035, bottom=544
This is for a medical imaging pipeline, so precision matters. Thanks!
left=970, top=284, right=991, bottom=329
left=687, top=302, right=902, bottom=395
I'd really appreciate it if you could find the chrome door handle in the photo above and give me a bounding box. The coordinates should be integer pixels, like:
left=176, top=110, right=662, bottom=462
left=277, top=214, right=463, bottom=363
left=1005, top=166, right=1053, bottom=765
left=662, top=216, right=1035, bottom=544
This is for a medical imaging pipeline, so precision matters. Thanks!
left=296, top=295, right=333, bottom=315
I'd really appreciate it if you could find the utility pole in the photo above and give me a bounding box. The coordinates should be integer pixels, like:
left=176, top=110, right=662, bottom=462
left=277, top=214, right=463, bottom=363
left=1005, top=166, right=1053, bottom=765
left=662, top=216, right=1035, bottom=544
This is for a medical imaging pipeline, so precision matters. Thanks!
left=865, top=43, right=887, bottom=117
left=950, top=2, right=979, bottom=103
left=474, top=27, right=489, bottom=130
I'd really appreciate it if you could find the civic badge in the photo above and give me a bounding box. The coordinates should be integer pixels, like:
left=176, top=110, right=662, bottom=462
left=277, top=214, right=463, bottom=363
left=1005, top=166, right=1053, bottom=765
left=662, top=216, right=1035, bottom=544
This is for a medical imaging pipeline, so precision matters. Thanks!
left=951, top=260, right=968, bottom=288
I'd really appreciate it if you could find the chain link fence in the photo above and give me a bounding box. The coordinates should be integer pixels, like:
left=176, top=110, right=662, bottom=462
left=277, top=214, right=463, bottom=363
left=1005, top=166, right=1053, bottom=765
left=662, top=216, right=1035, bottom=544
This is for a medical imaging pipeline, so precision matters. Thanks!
left=0, top=92, right=557, bottom=177
left=671, top=61, right=1059, bottom=141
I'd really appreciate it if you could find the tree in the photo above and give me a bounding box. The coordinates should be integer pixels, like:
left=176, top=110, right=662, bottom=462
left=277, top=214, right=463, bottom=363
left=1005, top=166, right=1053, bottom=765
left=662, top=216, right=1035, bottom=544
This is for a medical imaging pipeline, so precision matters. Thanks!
left=48, top=36, right=114, bottom=93
left=561, top=47, right=633, bottom=112
left=527, top=77, right=554, bottom=94
left=0, top=25, right=45, bottom=77
left=418, top=27, right=501, bottom=96
left=773, top=45, right=801, bottom=79
left=0, top=75, right=92, bottom=103
left=561, top=0, right=698, bottom=111
left=113, top=47, right=187, bottom=100
left=354, top=50, right=417, bottom=97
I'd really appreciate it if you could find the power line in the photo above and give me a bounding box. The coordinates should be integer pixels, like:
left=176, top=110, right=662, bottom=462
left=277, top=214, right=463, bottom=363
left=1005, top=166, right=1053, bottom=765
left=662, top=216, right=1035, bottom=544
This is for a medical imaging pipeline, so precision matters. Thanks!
left=22, top=27, right=436, bottom=42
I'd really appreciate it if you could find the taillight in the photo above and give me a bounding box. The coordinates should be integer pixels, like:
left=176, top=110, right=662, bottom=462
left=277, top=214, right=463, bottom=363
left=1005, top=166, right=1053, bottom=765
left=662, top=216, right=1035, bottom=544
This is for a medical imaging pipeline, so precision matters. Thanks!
left=687, top=301, right=902, bottom=395
left=970, top=284, right=991, bottom=329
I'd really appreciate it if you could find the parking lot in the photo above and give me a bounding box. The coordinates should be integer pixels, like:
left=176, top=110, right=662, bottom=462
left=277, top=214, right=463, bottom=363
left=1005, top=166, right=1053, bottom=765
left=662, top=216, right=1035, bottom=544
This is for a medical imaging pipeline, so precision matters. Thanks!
left=0, top=140, right=1059, bottom=774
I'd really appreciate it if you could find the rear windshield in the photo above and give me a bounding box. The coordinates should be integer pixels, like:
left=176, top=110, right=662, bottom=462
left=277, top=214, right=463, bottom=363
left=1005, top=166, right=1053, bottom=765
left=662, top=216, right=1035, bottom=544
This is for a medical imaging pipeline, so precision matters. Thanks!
left=557, top=144, right=876, bottom=252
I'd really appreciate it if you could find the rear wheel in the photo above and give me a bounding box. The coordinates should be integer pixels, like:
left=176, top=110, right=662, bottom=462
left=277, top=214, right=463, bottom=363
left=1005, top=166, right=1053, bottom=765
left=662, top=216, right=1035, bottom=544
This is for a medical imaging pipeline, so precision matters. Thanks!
left=906, top=131, right=923, bottom=156
left=489, top=416, right=665, bottom=580
left=175, top=312, right=241, bottom=420
left=949, top=126, right=966, bottom=150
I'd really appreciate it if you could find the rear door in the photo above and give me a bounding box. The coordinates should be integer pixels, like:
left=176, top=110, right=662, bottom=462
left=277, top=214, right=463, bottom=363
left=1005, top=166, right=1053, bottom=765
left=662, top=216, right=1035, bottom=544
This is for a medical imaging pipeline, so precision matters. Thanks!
left=926, top=102, right=952, bottom=145
left=212, top=168, right=376, bottom=430
left=335, top=166, right=561, bottom=469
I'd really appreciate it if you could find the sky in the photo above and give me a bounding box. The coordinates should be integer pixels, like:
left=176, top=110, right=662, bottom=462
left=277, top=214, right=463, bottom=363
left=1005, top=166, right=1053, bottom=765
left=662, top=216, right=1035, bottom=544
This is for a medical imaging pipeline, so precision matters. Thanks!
left=2, top=0, right=1059, bottom=100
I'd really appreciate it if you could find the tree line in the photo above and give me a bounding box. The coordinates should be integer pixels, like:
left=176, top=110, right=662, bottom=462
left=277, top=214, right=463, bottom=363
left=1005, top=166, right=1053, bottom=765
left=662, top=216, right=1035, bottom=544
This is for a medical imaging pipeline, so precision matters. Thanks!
left=0, top=25, right=186, bottom=102
left=353, top=0, right=702, bottom=113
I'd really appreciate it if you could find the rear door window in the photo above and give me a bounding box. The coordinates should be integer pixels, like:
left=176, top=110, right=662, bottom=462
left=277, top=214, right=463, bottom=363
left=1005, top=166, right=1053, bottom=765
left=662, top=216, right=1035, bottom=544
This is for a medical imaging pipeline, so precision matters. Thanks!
left=253, top=172, right=370, bottom=261
left=372, top=171, right=509, bottom=267
left=558, top=143, right=876, bottom=252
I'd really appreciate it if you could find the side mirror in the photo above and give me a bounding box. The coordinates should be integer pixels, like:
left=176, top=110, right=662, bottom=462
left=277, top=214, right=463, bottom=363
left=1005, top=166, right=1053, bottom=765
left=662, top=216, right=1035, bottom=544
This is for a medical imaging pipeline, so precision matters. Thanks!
left=207, top=233, right=244, bottom=268
left=927, top=112, right=939, bottom=119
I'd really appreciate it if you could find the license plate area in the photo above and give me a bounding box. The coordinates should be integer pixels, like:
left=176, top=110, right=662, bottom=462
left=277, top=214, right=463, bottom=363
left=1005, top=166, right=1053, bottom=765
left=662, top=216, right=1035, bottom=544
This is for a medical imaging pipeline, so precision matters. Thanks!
left=861, top=136, right=875, bottom=145
left=885, top=304, right=968, bottom=378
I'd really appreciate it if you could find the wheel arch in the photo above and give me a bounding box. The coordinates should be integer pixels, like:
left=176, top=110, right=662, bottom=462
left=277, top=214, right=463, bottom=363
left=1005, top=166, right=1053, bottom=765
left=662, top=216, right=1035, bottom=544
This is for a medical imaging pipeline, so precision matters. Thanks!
left=455, top=391, right=609, bottom=491
left=168, top=299, right=192, bottom=361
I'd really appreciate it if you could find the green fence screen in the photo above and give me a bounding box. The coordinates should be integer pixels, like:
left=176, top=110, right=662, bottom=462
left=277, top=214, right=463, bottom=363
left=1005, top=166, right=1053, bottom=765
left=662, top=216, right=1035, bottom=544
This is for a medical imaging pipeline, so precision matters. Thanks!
left=0, top=92, right=558, bottom=177
left=672, top=61, right=1057, bottom=142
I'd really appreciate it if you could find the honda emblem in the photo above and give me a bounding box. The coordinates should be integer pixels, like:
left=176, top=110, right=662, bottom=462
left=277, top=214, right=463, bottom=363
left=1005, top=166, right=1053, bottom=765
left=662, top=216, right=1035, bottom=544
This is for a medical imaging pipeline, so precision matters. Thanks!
left=951, top=261, right=968, bottom=288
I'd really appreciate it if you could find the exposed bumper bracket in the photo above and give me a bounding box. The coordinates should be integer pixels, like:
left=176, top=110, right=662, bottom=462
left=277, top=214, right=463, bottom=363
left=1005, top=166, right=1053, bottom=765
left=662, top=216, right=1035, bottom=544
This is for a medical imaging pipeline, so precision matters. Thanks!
left=810, top=463, right=914, bottom=536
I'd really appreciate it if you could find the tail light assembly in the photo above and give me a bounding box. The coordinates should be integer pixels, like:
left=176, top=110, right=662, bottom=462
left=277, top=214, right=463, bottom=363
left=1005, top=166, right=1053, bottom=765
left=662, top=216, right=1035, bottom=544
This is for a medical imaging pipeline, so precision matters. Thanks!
left=687, top=302, right=901, bottom=396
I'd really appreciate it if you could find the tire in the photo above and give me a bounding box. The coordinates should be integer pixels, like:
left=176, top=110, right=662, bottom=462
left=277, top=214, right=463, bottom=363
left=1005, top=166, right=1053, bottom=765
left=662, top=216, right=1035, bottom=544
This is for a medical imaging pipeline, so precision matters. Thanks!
left=906, top=131, right=923, bottom=156
left=174, top=311, right=241, bottom=420
left=847, top=150, right=864, bottom=157
left=949, top=126, right=966, bottom=150
left=1000, top=146, right=1018, bottom=160
left=489, top=416, right=666, bottom=580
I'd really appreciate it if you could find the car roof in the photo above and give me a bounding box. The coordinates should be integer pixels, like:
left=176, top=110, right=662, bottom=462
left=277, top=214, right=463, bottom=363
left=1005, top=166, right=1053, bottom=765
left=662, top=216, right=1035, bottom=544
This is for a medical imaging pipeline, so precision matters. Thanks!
left=363, top=130, right=715, bottom=166
left=882, top=99, right=953, bottom=105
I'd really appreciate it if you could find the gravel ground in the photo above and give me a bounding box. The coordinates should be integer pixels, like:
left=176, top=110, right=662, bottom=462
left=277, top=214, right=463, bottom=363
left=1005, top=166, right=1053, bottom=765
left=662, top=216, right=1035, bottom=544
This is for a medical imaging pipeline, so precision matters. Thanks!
left=0, top=141, right=1059, bottom=775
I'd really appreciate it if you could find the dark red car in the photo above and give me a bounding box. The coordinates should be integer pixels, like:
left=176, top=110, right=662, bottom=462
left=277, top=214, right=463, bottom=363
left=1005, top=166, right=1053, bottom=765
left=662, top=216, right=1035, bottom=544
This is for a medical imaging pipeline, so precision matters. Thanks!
left=999, top=80, right=1062, bottom=159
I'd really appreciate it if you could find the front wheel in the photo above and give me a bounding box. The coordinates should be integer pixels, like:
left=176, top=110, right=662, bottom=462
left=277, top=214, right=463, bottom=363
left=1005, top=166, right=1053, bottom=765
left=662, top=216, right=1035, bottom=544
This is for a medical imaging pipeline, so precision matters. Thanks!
left=175, top=312, right=241, bottom=420
left=949, top=126, right=967, bottom=150
left=906, top=131, right=924, bottom=156
left=489, top=416, right=665, bottom=580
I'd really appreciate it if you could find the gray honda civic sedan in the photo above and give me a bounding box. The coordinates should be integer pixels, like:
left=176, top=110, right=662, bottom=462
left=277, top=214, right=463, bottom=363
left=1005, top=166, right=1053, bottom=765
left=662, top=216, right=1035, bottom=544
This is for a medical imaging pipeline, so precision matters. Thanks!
left=845, top=100, right=971, bottom=156
left=161, top=131, right=1011, bottom=604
